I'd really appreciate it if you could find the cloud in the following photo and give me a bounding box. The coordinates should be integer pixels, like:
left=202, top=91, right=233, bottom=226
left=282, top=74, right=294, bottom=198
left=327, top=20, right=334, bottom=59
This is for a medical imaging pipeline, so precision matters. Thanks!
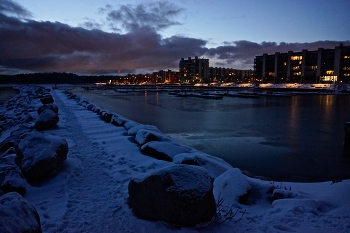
left=79, top=18, right=103, bottom=30
left=206, top=40, right=349, bottom=68
left=0, top=0, right=348, bottom=75
left=103, top=1, right=183, bottom=32
left=0, top=11, right=207, bottom=75
left=0, top=0, right=32, bottom=18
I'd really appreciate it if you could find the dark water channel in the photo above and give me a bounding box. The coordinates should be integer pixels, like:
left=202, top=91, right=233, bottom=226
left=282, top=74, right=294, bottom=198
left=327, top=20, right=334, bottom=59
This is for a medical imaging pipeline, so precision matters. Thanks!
left=0, top=87, right=19, bottom=105
left=73, top=88, right=350, bottom=182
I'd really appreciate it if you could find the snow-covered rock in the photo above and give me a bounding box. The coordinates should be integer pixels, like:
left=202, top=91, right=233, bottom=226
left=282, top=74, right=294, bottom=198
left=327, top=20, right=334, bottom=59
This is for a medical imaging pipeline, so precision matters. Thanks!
left=141, top=141, right=191, bottom=162
left=271, top=188, right=299, bottom=201
left=15, top=133, right=68, bottom=182
left=173, top=150, right=233, bottom=179
left=0, top=128, right=29, bottom=153
left=127, top=124, right=162, bottom=136
left=111, top=115, right=128, bottom=126
left=0, top=192, right=42, bottom=233
left=40, top=94, right=54, bottom=104
left=0, top=153, right=27, bottom=195
left=34, top=110, right=59, bottom=131
left=124, top=120, right=140, bottom=130
left=100, top=110, right=114, bottom=123
left=135, top=128, right=172, bottom=146
left=213, top=168, right=252, bottom=206
left=128, top=164, right=216, bottom=226
left=37, top=103, right=58, bottom=115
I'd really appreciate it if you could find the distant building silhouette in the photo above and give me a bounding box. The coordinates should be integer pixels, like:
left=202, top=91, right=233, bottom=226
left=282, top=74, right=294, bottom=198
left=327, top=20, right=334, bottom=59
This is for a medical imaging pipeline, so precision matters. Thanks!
left=179, top=56, right=209, bottom=83
left=179, top=56, right=253, bottom=84
left=254, top=45, right=350, bottom=84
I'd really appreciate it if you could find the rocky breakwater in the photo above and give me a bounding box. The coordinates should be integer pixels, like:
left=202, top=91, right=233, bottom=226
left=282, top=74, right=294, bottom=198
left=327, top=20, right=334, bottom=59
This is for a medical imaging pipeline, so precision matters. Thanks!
left=0, top=86, right=68, bottom=232
left=66, top=90, right=254, bottom=228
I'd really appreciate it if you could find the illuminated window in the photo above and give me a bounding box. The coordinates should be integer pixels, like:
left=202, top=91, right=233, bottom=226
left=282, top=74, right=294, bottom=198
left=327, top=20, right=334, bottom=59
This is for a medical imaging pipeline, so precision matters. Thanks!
left=345, top=56, right=350, bottom=59
left=293, top=72, right=301, bottom=76
left=299, top=61, right=302, bottom=64
left=343, top=67, right=350, bottom=70
left=284, top=62, right=287, bottom=66
left=306, top=66, right=317, bottom=70
left=321, top=76, right=337, bottom=82
left=291, top=56, right=302, bottom=61
left=268, top=72, right=274, bottom=76
left=326, top=70, right=334, bottom=75
left=344, top=74, right=350, bottom=76
left=292, top=66, right=299, bottom=70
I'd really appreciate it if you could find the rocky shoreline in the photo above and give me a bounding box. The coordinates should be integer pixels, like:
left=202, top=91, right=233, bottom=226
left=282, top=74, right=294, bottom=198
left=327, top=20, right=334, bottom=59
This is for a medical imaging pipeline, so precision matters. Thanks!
left=1, top=85, right=350, bottom=232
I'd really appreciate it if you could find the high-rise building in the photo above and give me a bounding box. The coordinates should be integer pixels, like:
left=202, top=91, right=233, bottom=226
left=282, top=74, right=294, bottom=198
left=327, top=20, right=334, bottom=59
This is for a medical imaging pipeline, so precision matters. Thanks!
left=179, top=56, right=209, bottom=83
left=254, top=45, right=350, bottom=84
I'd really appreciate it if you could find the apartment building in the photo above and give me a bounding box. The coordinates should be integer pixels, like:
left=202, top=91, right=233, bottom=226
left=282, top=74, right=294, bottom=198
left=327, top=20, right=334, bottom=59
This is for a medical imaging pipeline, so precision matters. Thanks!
left=254, top=45, right=350, bottom=84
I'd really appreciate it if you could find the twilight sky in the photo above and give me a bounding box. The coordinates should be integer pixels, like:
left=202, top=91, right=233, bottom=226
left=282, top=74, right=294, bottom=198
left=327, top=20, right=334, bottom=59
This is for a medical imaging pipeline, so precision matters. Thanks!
left=0, top=0, right=349, bottom=75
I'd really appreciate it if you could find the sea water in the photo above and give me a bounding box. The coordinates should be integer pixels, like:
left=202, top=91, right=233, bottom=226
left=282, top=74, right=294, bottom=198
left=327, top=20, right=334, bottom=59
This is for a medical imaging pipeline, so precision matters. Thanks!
left=0, top=87, right=19, bottom=105
left=70, top=87, right=350, bottom=182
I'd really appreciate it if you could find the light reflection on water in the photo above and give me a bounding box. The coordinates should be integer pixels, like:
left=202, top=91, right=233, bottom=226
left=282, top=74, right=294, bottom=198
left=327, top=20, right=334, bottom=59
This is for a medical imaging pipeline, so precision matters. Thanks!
left=72, top=88, right=350, bottom=182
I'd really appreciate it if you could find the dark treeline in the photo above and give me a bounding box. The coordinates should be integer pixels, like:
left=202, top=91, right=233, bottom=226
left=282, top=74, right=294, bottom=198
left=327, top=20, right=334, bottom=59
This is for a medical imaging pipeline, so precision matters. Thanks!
left=0, top=72, right=118, bottom=84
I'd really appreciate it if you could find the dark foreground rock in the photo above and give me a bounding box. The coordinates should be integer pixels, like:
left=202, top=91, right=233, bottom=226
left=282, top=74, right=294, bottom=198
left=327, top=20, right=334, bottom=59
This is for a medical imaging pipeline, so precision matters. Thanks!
left=0, top=153, right=27, bottom=195
left=40, top=94, right=54, bottom=104
left=37, top=103, right=58, bottom=115
left=128, top=165, right=216, bottom=226
left=0, top=192, right=42, bottom=233
left=15, top=133, right=68, bottom=182
left=35, top=110, right=59, bottom=131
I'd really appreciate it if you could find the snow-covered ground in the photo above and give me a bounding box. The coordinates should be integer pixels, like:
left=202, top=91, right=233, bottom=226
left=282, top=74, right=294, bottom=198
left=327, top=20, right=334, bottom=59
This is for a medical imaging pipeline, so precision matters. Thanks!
left=1, top=86, right=350, bottom=232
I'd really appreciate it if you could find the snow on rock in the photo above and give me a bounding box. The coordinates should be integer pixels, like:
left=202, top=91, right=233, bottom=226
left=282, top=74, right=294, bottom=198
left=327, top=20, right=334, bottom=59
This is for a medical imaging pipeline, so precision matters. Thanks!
left=0, top=127, right=29, bottom=153
left=213, top=168, right=252, bottom=206
left=40, top=94, right=54, bottom=104
left=0, top=153, right=27, bottom=195
left=127, top=124, right=162, bottom=136
left=15, top=133, right=68, bottom=182
left=128, top=164, right=216, bottom=226
left=111, top=114, right=128, bottom=126
left=37, top=103, right=58, bottom=115
left=124, top=120, right=140, bottom=130
left=100, top=110, right=115, bottom=123
left=271, top=188, right=300, bottom=201
left=173, top=150, right=233, bottom=179
left=141, top=141, right=192, bottom=162
left=0, top=192, right=42, bottom=233
left=135, top=128, right=173, bottom=146
left=34, top=110, right=59, bottom=131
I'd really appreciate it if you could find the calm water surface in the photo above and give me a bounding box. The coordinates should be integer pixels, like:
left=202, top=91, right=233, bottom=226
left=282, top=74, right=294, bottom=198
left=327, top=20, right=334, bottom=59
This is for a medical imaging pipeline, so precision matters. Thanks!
left=71, top=87, right=350, bottom=182
left=0, top=87, right=18, bottom=105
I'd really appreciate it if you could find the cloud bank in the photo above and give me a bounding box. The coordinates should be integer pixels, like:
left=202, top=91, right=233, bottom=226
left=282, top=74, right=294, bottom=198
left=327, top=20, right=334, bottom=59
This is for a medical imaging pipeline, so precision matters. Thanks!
left=0, top=0, right=348, bottom=75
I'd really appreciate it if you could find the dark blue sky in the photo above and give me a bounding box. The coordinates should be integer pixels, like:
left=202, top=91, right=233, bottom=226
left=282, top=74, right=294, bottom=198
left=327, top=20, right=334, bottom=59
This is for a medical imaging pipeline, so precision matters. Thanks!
left=1, top=0, right=349, bottom=75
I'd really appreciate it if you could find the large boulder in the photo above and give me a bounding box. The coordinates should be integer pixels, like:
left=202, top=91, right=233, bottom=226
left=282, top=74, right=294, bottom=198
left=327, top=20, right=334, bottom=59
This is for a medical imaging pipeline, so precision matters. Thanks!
left=40, top=94, right=54, bottom=104
left=128, top=165, right=216, bottom=226
left=173, top=151, right=233, bottom=179
left=111, top=115, right=128, bottom=126
left=37, top=104, right=58, bottom=115
left=100, top=110, right=114, bottom=123
left=0, top=192, right=42, bottom=233
left=35, top=110, right=59, bottom=131
left=135, top=129, right=172, bottom=146
left=128, top=124, right=162, bottom=136
left=213, top=168, right=252, bottom=206
left=15, top=133, right=68, bottom=182
left=0, top=153, right=27, bottom=195
left=141, top=141, right=191, bottom=162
